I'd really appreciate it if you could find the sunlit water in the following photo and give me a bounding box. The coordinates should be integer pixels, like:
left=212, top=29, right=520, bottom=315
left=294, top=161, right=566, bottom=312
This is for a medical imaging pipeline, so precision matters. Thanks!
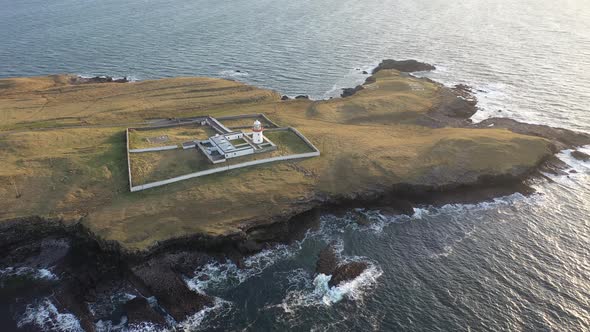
left=1, top=0, right=589, bottom=331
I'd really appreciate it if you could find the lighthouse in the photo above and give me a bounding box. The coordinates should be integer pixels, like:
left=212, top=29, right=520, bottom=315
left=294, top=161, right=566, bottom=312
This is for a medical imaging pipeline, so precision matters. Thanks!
left=252, top=120, right=264, bottom=144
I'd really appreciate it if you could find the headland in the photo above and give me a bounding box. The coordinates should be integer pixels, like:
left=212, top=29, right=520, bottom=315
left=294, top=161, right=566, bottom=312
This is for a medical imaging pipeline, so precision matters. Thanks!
left=1, top=60, right=589, bottom=329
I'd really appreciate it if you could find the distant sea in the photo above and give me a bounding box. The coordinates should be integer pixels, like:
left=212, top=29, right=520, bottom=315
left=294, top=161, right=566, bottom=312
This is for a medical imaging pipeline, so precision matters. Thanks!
left=1, top=0, right=589, bottom=331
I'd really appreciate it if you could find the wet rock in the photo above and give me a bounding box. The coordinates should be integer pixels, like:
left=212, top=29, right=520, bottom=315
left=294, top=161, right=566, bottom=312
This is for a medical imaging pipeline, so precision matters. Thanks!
left=237, top=239, right=263, bottom=254
left=130, top=254, right=214, bottom=322
left=364, top=76, right=376, bottom=84
left=572, top=150, right=590, bottom=162
left=341, top=85, right=364, bottom=98
left=281, top=95, right=290, bottom=100
left=295, top=95, right=309, bottom=100
left=569, top=169, right=578, bottom=174
left=328, top=261, right=368, bottom=287
left=372, top=59, right=435, bottom=74
left=353, top=211, right=371, bottom=226
left=315, top=245, right=338, bottom=276
left=391, top=199, right=414, bottom=216
left=538, top=156, right=569, bottom=176
left=123, top=297, right=167, bottom=327
left=71, top=76, right=129, bottom=84
left=362, top=70, right=368, bottom=74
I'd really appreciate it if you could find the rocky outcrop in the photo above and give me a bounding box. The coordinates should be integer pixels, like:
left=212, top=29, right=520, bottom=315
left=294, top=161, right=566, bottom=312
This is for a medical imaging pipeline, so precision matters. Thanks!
left=129, top=252, right=214, bottom=322
left=329, top=261, right=368, bottom=287
left=572, top=150, right=590, bottom=162
left=315, top=244, right=369, bottom=287
left=70, top=75, right=129, bottom=84
left=341, top=85, right=364, bottom=98
left=316, top=245, right=338, bottom=275
left=123, top=297, right=167, bottom=327
left=372, top=59, right=435, bottom=74
left=295, top=95, right=310, bottom=100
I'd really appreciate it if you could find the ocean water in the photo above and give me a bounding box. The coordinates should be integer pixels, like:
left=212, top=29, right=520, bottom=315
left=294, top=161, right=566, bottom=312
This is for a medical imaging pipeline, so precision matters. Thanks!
left=1, top=0, right=590, bottom=331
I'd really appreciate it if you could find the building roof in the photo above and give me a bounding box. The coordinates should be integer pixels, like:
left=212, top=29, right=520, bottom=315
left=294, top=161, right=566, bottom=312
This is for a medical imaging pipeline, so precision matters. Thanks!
left=210, top=135, right=235, bottom=153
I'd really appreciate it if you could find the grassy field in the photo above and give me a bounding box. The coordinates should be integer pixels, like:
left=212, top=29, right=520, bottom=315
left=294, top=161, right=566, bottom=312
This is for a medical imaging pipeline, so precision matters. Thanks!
left=218, top=115, right=276, bottom=129
left=128, top=125, right=216, bottom=150
left=0, top=70, right=553, bottom=251
left=129, top=129, right=316, bottom=186
left=264, top=130, right=315, bottom=155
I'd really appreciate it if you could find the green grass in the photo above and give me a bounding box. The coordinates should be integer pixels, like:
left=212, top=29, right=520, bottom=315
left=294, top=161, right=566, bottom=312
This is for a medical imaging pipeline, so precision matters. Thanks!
left=128, top=125, right=216, bottom=149
left=264, top=130, right=315, bottom=154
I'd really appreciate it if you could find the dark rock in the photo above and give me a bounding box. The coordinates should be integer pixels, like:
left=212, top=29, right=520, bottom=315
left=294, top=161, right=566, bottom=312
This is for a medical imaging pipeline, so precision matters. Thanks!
left=362, top=71, right=368, bottom=74
left=281, top=95, right=290, bottom=100
left=71, top=75, right=130, bottom=84
left=569, top=169, right=578, bottom=174
left=237, top=240, right=263, bottom=254
left=130, top=257, right=214, bottom=321
left=538, top=156, right=569, bottom=176
left=364, top=76, right=376, bottom=84
left=295, top=95, right=309, bottom=100
left=391, top=199, right=414, bottom=216
left=316, top=245, right=338, bottom=275
left=372, top=59, right=435, bottom=74
left=235, top=70, right=241, bottom=73
left=328, top=261, right=368, bottom=287
left=341, top=85, right=364, bottom=98
left=354, top=211, right=371, bottom=226
left=235, top=258, right=245, bottom=269
left=572, top=150, right=590, bottom=162
left=123, top=297, right=167, bottom=327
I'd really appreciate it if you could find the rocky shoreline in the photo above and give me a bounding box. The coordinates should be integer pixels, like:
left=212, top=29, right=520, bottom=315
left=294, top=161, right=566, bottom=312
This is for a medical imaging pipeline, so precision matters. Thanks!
left=2, top=60, right=590, bottom=331
left=69, top=75, right=130, bottom=84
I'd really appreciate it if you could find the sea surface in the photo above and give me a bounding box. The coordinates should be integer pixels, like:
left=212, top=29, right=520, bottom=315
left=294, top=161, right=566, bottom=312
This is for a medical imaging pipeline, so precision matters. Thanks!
left=1, top=0, right=589, bottom=331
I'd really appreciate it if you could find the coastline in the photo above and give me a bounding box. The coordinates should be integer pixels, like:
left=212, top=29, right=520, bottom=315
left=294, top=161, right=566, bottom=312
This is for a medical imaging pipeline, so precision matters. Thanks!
left=2, top=60, right=590, bottom=330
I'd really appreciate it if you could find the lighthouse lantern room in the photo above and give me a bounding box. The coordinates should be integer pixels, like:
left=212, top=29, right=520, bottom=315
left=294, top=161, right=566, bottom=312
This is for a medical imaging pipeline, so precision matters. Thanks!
left=252, top=120, right=264, bottom=144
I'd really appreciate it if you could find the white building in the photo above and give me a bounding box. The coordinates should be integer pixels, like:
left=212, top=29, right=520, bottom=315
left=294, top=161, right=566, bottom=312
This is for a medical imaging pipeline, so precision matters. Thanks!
left=194, top=119, right=276, bottom=164
left=252, top=120, right=264, bottom=144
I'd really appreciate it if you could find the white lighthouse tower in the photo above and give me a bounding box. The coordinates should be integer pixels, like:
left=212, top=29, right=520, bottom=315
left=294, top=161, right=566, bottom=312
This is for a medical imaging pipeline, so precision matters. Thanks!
left=252, top=120, right=264, bottom=144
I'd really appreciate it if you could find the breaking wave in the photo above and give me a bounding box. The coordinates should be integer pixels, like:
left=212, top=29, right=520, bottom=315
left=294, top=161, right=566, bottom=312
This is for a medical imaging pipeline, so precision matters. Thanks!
left=18, top=298, right=83, bottom=332
left=0, top=266, right=58, bottom=282
left=280, top=262, right=383, bottom=313
left=219, top=70, right=250, bottom=78
left=186, top=243, right=300, bottom=294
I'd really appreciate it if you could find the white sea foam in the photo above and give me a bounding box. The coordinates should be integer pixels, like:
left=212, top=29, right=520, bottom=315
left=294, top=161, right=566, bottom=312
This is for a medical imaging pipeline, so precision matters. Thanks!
left=557, top=146, right=590, bottom=172
left=540, top=146, right=590, bottom=187
left=186, top=243, right=299, bottom=294
left=176, top=297, right=232, bottom=332
left=322, top=63, right=379, bottom=99
left=411, top=192, right=540, bottom=220
left=0, top=266, right=58, bottom=281
left=219, top=69, right=250, bottom=78
left=280, top=262, right=383, bottom=313
left=18, top=298, right=83, bottom=332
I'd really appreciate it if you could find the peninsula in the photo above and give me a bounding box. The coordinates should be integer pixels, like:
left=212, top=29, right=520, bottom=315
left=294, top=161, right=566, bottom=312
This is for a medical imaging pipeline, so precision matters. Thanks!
left=2, top=60, right=590, bottom=329
left=1, top=60, right=589, bottom=252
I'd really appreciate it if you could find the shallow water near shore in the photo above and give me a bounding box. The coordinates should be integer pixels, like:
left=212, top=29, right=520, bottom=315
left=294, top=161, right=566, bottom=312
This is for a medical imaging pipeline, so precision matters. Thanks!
left=1, top=0, right=590, bottom=331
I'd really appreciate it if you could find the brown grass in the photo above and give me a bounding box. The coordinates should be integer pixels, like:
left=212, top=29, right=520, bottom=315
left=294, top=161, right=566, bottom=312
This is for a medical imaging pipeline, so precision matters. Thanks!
left=0, top=70, right=553, bottom=251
